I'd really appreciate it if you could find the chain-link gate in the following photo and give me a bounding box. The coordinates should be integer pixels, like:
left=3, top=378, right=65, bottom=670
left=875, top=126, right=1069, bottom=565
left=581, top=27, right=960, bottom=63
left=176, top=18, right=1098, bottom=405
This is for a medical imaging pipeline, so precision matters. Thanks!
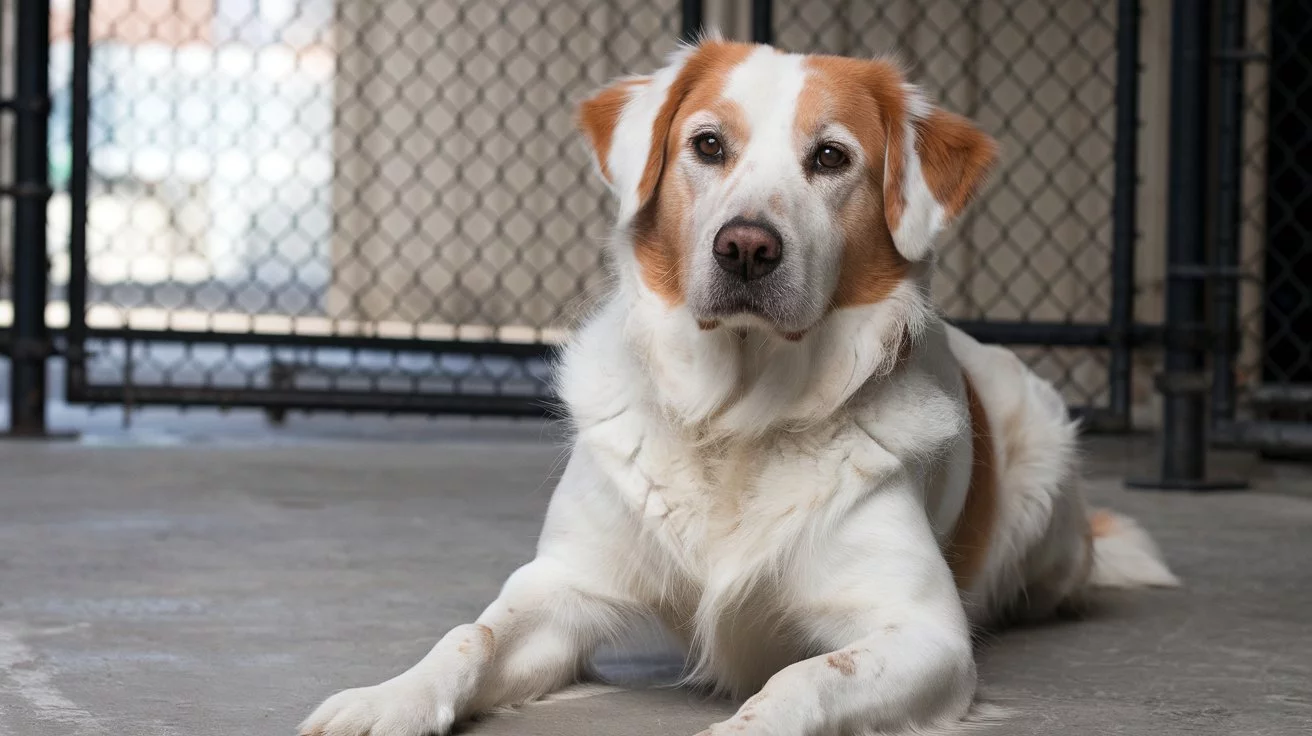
left=29, top=0, right=1155, bottom=427
left=1212, top=0, right=1312, bottom=453
left=53, top=0, right=685, bottom=416
left=766, top=0, right=1145, bottom=429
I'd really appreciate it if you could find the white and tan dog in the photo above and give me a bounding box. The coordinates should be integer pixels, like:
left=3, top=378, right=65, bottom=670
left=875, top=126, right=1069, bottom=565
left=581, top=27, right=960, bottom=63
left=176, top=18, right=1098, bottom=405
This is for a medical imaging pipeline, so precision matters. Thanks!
left=302, top=40, right=1178, bottom=736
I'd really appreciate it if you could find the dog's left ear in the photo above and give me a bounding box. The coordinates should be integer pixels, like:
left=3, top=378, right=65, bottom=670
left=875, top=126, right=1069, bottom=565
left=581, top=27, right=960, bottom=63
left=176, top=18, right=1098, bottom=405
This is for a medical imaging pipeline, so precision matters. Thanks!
left=881, top=84, right=999, bottom=261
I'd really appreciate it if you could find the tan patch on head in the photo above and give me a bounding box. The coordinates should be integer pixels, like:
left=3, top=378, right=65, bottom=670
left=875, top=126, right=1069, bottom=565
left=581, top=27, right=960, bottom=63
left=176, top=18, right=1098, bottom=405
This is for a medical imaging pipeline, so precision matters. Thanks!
left=798, top=56, right=910, bottom=308
left=947, top=372, right=998, bottom=589
left=628, top=42, right=755, bottom=305
left=826, top=649, right=857, bottom=676
left=1089, top=509, right=1118, bottom=538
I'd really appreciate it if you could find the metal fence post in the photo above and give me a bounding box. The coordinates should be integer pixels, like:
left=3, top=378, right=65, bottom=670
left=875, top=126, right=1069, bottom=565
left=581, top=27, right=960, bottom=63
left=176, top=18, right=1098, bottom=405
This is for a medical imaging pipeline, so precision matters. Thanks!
left=752, top=0, right=773, bottom=44
left=1129, top=0, right=1245, bottom=490
left=64, top=0, right=92, bottom=404
left=1107, top=0, right=1141, bottom=432
left=1209, top=0, right=1248, bottom=426
left=681, top=0, right=704, bottom=42
left=4, top=0, right=54, bottom=437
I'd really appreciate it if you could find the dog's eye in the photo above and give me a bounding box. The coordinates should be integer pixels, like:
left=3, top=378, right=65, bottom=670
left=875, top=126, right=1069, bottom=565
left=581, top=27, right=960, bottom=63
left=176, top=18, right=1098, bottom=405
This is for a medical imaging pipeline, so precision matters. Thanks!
left=693, top=134, right=723, bottom=162
left=814, top=145, right=848, bottom=170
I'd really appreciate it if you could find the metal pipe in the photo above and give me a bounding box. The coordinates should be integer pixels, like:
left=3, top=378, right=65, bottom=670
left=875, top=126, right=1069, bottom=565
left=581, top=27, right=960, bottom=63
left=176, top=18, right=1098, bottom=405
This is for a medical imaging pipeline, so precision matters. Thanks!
left=752, top=0, right=773, bottom=44
left=1107, top=0, right=1141, bottom=431
left=1128, top=0, right=1247, bottom=490
left=73, top=384, right=560, bottom=419
left=1160, top=0, right=1211, bottom=481
left=65, top=0, right=92, bottom=404
left=1210, top=0, right=1247, bottom=423
left=681, top=0, right=704, bottom=43
left=6, top=0, right=52, bottom=436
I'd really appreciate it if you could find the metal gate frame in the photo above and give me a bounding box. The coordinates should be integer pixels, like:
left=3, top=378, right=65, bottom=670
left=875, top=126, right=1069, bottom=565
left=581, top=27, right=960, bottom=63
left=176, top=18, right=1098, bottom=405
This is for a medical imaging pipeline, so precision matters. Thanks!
left=1210, top=0, right=1312, bottom=454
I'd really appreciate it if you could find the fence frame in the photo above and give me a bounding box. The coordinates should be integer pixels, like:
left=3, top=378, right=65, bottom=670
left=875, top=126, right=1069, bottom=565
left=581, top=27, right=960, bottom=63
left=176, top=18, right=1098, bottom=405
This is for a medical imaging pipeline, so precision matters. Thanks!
left=1211, top=0, right=1312, bottom=454
left=9, top=0, right=1155, bottom=434
left=2, top=0, right=55, bottom=436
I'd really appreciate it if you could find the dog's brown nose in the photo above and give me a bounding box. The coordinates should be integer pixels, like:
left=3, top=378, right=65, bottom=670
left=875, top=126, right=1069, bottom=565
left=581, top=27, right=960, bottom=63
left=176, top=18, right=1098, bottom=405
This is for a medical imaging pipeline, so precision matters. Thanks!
left=713, top=220, right=782, bottom=281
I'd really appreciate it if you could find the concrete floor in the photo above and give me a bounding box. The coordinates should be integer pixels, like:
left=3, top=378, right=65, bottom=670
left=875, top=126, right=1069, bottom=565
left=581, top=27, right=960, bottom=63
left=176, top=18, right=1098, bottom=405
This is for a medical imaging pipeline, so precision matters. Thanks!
left=1, top=415, right=1310, bottom=736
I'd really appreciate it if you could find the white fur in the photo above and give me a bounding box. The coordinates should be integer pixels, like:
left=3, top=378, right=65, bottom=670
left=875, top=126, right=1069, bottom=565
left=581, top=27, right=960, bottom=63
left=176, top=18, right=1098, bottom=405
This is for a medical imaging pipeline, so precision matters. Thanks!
left=1088, top=511, right=1182, bottom=589
left=301, top=45, right=1177, bottom=736
left=888, top=85, right=948, bottom=261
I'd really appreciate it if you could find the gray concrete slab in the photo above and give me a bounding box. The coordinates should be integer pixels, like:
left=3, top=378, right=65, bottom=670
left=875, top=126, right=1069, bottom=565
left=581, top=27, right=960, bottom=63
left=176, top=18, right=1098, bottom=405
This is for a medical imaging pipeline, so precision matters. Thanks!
left=0, top=421, right=1310, bottom=736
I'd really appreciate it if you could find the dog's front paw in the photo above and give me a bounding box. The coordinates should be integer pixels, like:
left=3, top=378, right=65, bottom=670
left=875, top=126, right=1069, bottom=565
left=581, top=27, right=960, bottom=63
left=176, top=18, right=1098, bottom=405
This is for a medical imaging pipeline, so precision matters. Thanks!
left=299, top=679, right=453, bottom=736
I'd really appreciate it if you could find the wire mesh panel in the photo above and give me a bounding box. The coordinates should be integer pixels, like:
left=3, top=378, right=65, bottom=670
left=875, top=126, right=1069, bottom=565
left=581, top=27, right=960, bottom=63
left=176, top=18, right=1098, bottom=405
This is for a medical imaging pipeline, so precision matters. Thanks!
left=1233, top=0, right=1271, bottom=398
left=1224, top=0, right=1312, bottom=450
left=773, top=0, right=1123, bottom=411
left=1258, top=0, right=1311, bottom=391
left=51, top=0, right=681, bottom=412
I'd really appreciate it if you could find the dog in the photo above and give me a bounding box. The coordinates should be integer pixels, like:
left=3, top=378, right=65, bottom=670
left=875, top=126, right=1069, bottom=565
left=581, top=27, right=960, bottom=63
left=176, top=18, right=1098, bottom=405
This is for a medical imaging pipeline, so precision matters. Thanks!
left=301, top=39, right=1179, bottom=736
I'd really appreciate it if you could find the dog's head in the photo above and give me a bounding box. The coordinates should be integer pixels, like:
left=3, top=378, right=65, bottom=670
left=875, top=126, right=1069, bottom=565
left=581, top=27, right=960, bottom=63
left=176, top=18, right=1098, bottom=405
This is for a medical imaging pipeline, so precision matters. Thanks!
left=578, top=41, right=997, bottom=337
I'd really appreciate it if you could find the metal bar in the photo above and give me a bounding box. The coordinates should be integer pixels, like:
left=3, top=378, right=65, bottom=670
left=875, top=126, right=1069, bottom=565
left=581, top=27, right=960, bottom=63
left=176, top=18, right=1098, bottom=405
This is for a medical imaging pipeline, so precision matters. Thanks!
left=65, top=0, right=92, bottom=403
left=1107, top=0, right=1141, bottom=428
left=1250, top=384, right=1312, bottom=408
left=680, top=0, right=703, bottom=42
left=77, top=328, right=558, bottom=359
left=73, top=384, right=558, bottom=418
left=1159, top=0, right=1211, bottom=481
left=951, top=320, right=1161, bottom=347
left=1212, top=419, right=1312, bottom=452
left=1210, top=0, right=1247, bottom=424
left=5, top=0, right=52, bottom=436
left=58, top=321, right=1160, bottom=353
left=752, top=0, right=773, bottom=44
left=1128, top=0, right=1244, bottom=490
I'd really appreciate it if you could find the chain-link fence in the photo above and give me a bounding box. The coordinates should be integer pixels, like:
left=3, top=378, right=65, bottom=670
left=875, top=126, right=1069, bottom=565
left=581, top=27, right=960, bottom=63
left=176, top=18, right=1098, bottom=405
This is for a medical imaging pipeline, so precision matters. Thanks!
left=49, top=0, right=682, bottom=414
left=774, top=0, right=1132, bottom=417
left=1214, top=0, right=1312, bottom=452
left=40, top=0, right=1145, bottom=424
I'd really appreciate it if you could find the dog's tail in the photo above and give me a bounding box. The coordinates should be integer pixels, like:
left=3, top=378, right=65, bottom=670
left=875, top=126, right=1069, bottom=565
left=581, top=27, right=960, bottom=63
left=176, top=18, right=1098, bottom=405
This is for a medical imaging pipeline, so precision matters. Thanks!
left=1086, top=509, right=1180, bottom=588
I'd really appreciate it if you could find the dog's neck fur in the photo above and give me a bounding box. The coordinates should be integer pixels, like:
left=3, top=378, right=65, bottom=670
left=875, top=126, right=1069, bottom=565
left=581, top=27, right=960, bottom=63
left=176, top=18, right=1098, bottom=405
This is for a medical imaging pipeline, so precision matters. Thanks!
left=561, top=256, right=937, bottom=442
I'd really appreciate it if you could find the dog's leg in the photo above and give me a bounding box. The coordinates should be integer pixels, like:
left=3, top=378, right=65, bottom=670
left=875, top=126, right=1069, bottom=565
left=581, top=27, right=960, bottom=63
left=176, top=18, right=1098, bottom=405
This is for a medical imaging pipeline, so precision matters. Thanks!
left=697, top=488, right=977, bottom=736
left=301, top=454, right=640, bottom=736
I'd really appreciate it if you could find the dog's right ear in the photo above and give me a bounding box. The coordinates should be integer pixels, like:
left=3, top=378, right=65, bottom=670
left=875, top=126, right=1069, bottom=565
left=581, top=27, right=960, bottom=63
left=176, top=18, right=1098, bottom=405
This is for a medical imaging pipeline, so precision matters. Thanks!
left=578, top=74, right=668, bottom=226
left=578, top=41, right=710, bottom=226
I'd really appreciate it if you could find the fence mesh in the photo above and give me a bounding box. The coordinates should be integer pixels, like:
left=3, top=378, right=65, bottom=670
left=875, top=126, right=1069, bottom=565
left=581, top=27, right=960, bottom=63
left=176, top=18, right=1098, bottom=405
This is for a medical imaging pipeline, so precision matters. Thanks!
left=1234, top=0, right=1312, bottom=416
left=1257, top=1, right=1311, bottom=391
left=48, top=0, right=679, bottom=405
left=39, top=0, right=1140, bottom=414
left=1236, top=0, right=1271, bottom=403
left=776, top=0, right=1120, bottom=408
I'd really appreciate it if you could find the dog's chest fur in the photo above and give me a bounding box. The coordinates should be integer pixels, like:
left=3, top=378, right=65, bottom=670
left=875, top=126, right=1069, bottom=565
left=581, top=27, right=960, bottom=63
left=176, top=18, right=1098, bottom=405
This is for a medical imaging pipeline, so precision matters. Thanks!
left=574, top=407, right=901, bottom=692
left=579, top=404, right=889, bottom=570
